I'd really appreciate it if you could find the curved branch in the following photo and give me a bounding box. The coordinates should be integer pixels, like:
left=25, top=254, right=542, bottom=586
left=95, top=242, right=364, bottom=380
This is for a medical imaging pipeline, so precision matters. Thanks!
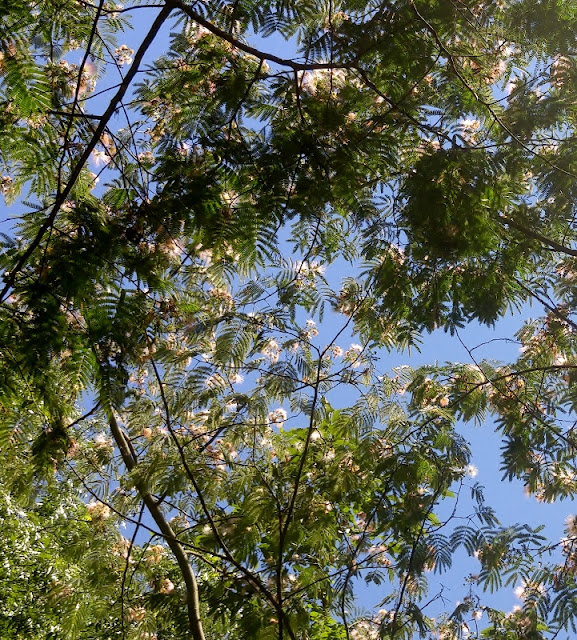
left=106, top=408, right=205, bottom=640
left=170, top=0, right=352, bottom=71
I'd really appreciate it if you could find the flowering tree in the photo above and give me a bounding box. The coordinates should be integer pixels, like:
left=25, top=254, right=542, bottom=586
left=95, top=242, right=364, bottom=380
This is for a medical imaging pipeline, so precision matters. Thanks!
left=3, top=1, right=577, bottom=638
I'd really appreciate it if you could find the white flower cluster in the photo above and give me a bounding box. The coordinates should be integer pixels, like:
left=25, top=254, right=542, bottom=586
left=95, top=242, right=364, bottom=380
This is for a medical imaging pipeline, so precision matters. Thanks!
left=557, top=468, right=577, bottom=488
left=86, top=500, right=111, bottom=521
left=344, top=343, right=364, bottom=368
left=458, top=118, right=481, bottom=144
left=93, top=432, right=113, bottom=451
left=295, top=260, right=325, bottom=275
left=268, top=407, right=287, bottom=428
left=112, top=536, right=132, bottom=560
left=146, top=544, right=165, bottom=564
left=0, top=175, right=13, bottom=196
left=185, top=22, right=211, bottom=44
left=262, top=339, right=281, bottom=364
left=301, top=319, right=318, bottom=341
left=91, top=149, right=111, bottom=167
left=551, top=55, right=572, bottom=88
left=88, top=171, right=99, bottom=190
left=195, top=244, right=212, bottom=267
left=373, top=608, right=395, bottom=624
left=209, top=287, right=234, bottom=309
left=297, top=68, right=347, bottom=96
left=159, top=578, right=175, bottom=594
left=514, top=578, right=546, bottom=601
left=114, top=44, right=134, bottom=66
left=107, top=3, right=124, bottom=19
left=367, top=544, right=391, bottom=566
left=138, top=151, right=155, bottom=166
left=484, top=59, right=507, bottom=85
left=350, top=619, right=378, bottom=640
left=126, top=606, right=146, bottom=622
left=54, top=59, right=97, bottom=95
left=505, top=76, right=520, bottom=96
left=465, top=464, right=478, bottom=478
left=565, top=514, right=577, bottom=537
left=294, top=260, right=325, bottom=289
left=157, top=239, right=183, bottom=261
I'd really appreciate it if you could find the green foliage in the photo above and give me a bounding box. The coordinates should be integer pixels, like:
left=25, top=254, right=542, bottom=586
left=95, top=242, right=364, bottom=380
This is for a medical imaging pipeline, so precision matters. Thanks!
left=3, top=0, right=577, bottom=639
left=401, top=149, right=505, bottom=260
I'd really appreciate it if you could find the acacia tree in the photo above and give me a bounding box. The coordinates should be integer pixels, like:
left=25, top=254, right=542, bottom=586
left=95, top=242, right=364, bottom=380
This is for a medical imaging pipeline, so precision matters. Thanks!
left=3, top=0, right=577, bottom=638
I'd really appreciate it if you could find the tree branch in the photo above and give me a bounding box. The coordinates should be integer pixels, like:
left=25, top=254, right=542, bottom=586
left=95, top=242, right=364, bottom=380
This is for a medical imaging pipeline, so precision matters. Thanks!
left=106, top=408, right=206, bottom=640
left=501, top=214, right=577, bottom=258
left=170, top=0, right=352, bottom=71
left=146, top=348, right=295, bottom=637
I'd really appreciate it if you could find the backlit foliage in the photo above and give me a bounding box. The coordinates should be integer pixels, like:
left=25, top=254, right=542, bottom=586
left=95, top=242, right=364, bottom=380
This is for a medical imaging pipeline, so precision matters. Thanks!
left=2, top=1, right=577, bottom=639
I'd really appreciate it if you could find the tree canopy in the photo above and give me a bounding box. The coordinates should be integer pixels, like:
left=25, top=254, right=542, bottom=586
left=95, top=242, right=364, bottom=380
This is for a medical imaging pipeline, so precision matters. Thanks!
left=2, top=0, right=577, bottom=638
